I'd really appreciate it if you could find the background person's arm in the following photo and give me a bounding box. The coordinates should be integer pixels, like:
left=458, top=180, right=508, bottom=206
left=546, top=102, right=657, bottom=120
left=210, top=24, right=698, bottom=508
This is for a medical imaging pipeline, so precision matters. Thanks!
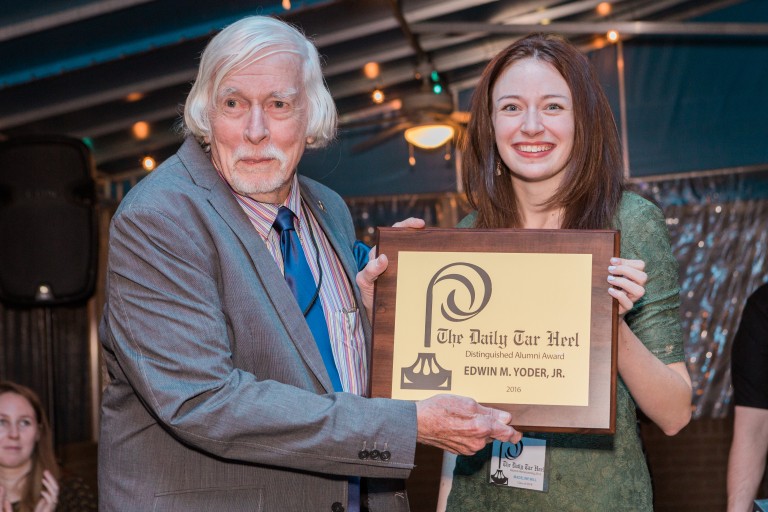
left=727, top=405, right=768, bottom=512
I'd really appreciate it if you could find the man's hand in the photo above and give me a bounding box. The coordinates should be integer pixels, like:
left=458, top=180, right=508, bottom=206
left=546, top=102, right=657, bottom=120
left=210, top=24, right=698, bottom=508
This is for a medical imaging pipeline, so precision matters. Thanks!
left=416, top=394, right=522, bottom=455
left=356, top=217, right=426, bottom=321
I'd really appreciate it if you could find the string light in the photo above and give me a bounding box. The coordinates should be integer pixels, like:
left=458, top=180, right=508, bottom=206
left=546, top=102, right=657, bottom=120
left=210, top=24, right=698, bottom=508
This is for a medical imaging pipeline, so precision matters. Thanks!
left=282, top=0, right=291, bottom=10
left=141, top=155, right=156, bottom=171
left=607, top=30, right=620, bottom=43
left=363, top=62, right=380, bottom=80
left=593, top=35, right=608, bottom=49
left=371, top=89, right=385, bottom=104
left=596, top=2, right=612, bottom=16
left=132, top=121, right=150, bottom=140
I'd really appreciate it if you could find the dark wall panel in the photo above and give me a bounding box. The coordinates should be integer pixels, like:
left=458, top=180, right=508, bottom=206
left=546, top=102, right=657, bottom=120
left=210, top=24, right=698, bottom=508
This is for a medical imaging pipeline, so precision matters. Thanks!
left=299, top=132, right=458, bottom=197
left=602, top=0, right=768, bottom=177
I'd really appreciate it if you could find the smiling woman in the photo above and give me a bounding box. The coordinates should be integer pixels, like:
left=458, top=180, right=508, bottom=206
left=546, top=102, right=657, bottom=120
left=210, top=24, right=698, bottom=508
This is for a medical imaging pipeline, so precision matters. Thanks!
left=491, top=58, right=575, bottom=210
left=445, top=33, right=692, bottom=512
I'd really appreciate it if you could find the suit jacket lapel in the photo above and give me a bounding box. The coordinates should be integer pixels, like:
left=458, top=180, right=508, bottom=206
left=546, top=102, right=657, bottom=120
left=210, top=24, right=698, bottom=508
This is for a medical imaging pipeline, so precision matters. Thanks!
left=176, top=138, right=335, bottom=392
left=300, top=183, right=358, bottom=286
left=300, top=178, right=373, bottom=354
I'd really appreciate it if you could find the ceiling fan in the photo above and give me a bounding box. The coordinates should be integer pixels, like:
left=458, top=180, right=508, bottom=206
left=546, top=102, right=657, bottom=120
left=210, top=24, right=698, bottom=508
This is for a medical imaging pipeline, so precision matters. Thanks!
left=343, top=85, right=469, bottom=154
left=342, top=0, right=470, bottom=155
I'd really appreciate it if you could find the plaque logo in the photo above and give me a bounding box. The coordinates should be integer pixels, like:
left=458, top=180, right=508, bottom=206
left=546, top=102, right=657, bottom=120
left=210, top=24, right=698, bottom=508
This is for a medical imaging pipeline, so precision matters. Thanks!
left=400, top=262, right=492, bottom=390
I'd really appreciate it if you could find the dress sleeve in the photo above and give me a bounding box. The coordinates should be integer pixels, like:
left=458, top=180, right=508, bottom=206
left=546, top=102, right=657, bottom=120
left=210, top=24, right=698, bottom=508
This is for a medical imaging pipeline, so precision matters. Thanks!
left=618, top=194, right=684, bottom=365
left=456, top=212, right=477, bottom=228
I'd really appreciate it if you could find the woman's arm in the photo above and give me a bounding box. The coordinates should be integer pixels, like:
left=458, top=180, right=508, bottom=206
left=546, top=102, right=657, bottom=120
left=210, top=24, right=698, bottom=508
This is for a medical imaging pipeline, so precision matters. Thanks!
left=607, top=255, right=692, bottom=435
left=609, top=196, right=693, bottom=435
left=608, top=255, right=691, bottom=433
left=615, top=320, right=692, bottom=435
left=727, top=406, right=768, bottom=512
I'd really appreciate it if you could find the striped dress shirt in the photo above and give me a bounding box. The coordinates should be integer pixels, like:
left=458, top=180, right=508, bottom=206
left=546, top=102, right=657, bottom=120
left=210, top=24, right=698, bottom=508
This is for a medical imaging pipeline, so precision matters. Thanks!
left=229, top=175, right=368, bottom=396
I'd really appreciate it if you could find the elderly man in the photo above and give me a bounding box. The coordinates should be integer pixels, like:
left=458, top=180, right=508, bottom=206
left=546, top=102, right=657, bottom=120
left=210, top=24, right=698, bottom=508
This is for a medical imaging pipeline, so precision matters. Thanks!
left=98, top=15, right=520, bottom=512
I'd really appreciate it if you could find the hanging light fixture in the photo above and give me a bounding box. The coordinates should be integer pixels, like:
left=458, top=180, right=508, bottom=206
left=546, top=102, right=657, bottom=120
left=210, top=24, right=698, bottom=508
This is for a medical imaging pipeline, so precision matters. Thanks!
left=403, top=124, right=454, bottom=150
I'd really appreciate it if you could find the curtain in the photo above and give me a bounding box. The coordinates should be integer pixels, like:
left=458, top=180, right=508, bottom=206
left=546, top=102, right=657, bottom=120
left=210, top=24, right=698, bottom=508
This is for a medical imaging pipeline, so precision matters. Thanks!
left=635, top=173, right=768, bottom=419
left=346, top=193, right=470, bottom=246
left=0, top=303, right=93, bottom=445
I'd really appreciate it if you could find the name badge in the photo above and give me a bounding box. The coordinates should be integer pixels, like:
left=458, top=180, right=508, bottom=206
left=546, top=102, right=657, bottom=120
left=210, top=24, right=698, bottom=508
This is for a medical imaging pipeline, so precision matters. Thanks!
left=488, top=437, right=548, bottom=492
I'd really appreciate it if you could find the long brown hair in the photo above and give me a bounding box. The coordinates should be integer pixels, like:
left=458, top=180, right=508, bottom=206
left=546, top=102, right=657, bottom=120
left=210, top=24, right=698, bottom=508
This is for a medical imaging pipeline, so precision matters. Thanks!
left=0, top=382, right=60, bottom=512
left=462, top=33, right=624, bottom=229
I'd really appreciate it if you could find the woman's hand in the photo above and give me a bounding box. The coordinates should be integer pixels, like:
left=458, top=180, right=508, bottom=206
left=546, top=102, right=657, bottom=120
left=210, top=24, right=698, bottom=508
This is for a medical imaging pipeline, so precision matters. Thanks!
left=607, top=257, right=646, bottom=316
left=34, top=470, right=59, bottom=512
left=390, top=217, right=426, bottom=230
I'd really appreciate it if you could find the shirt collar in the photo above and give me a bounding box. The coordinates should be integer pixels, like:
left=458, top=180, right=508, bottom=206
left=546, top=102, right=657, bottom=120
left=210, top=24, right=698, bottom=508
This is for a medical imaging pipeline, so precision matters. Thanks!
left=222, top=173, right=303, bottom=240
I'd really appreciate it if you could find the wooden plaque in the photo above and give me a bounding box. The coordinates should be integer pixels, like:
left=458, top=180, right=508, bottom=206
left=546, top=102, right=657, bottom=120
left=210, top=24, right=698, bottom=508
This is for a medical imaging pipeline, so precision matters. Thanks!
left=370, top=227, right=620, bottom=434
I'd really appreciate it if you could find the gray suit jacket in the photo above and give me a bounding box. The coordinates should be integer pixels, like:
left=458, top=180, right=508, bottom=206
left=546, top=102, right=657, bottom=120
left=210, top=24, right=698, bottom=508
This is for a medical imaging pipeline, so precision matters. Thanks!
left=98, top=137, right=417, bottom=511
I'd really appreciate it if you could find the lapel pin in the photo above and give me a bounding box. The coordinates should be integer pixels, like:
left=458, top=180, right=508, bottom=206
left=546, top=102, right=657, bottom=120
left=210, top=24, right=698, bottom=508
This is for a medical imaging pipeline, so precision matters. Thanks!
left=317, top=200, right=326, bottom=211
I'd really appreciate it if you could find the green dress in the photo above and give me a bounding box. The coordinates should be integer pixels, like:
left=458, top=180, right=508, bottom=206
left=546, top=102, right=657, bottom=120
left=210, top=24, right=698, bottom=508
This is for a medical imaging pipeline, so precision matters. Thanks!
left=447, top=192, right=684, bottom=512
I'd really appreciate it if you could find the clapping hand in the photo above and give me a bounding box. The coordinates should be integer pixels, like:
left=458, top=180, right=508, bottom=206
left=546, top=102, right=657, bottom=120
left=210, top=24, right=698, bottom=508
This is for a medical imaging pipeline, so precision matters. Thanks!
left=0, top=485, right=11, bottom=512
left=34, top=470, right=59, bottom=512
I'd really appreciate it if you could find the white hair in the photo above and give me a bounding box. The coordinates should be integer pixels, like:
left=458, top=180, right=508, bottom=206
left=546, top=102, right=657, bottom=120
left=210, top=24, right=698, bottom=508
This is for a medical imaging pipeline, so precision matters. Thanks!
left=183, top=16, right=337, bottom=148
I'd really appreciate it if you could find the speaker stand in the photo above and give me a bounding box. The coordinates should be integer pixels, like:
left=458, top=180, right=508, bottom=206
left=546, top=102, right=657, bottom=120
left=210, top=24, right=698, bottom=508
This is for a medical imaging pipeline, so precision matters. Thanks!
left=41, top=306, right=57, bottom=437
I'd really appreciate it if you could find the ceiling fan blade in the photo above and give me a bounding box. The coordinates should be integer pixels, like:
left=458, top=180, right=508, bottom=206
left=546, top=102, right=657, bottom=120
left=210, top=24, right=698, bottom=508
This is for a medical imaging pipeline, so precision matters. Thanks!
left=339, top=113, right=407, bottom=131
left=349, top=121, right=413, bottom=153
left=338, top=99, right=404, bottom=129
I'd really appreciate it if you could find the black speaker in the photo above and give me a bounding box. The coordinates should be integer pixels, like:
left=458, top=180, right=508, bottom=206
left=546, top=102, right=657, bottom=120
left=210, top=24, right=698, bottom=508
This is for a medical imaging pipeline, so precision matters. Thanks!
left=0, top=135, right=98, bottom=305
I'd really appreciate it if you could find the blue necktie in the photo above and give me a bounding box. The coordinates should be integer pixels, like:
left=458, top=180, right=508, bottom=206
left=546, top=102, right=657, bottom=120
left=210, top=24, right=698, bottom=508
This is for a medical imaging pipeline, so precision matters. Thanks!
left=273, top=206, right=360, bottom=512
left=273, top=206, right=343, bottom=392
